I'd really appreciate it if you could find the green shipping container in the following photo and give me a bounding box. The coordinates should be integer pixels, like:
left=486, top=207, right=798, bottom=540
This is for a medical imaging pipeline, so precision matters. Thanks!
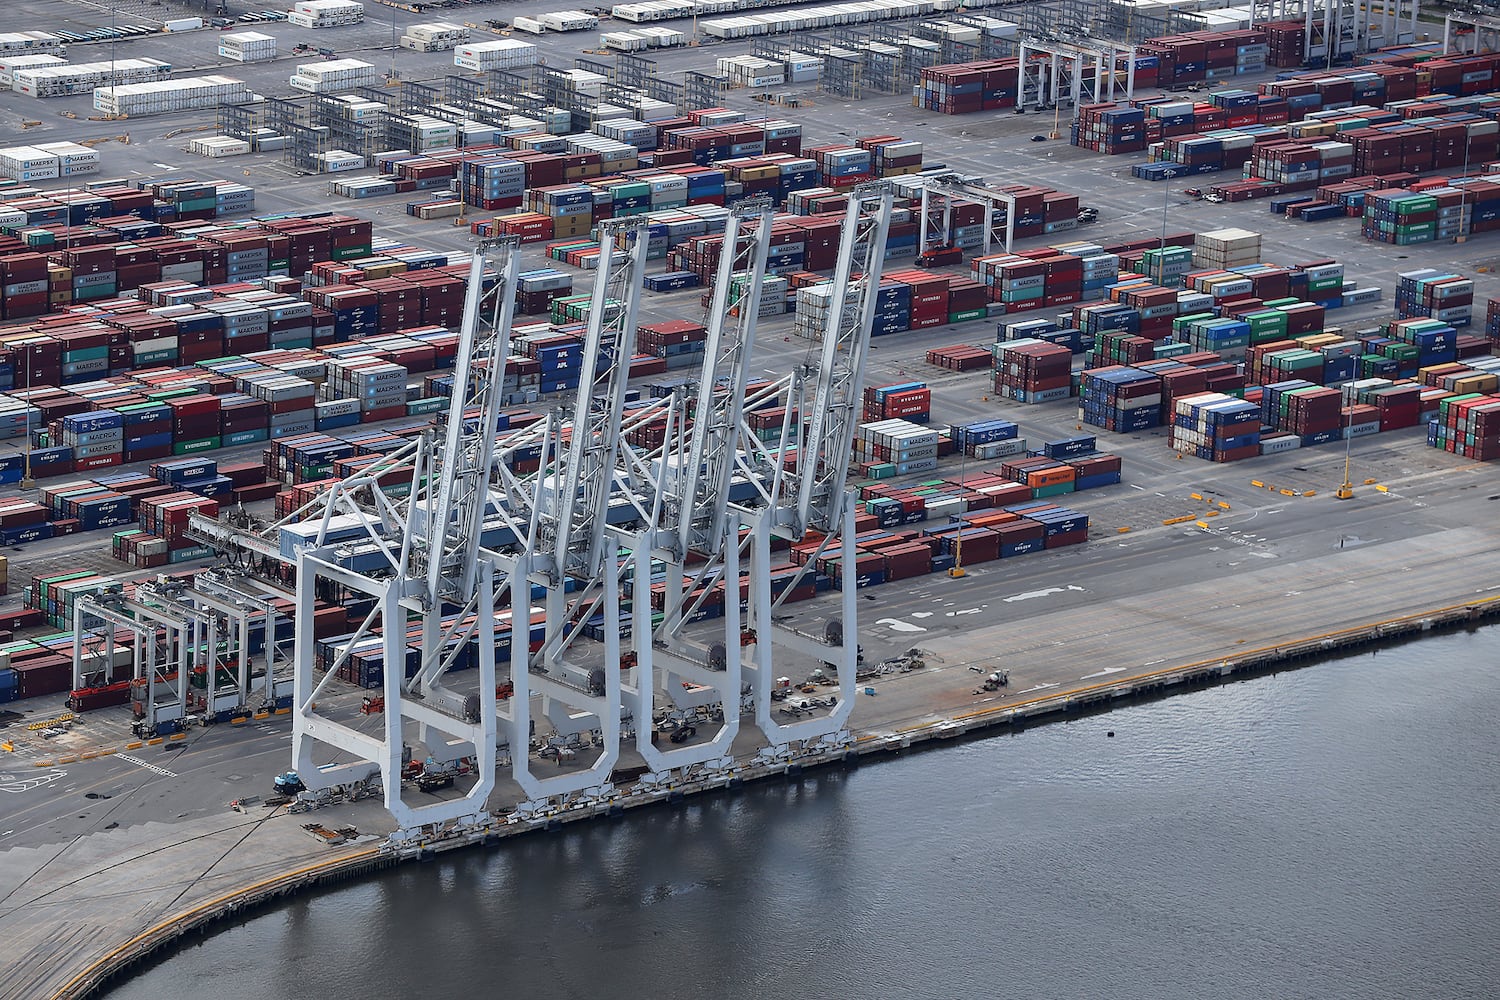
left=168, top=545, right=214, bottom=564
left=1032, top=481, right=1077, bottom=498
left=407, top=397, right=447, bottom=415
left=948, top=308, right=986, bottom=324
left=173, top=436, right=222, bottom=455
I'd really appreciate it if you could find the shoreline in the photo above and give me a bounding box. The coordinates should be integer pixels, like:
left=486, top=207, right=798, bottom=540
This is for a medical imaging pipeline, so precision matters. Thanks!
left=54, top=592, right=1500, bottom=1000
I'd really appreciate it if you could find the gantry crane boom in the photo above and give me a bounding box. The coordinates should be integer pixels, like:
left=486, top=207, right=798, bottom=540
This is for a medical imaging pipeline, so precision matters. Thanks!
left=794, top=181, right=894, bottom=534
left=421, top=240, right=520, bottom=602
left=544, top=219, right=650, bottom=581
left=283, top=240, right=526, bottom=829
left=672, top=197, right=775, bottom=560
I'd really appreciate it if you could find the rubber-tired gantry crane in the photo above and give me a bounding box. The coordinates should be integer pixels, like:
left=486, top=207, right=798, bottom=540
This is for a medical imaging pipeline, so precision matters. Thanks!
left=187, top=182, right=895, bottom=830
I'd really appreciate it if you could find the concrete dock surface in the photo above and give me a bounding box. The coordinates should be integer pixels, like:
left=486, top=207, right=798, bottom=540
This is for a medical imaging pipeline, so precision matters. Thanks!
left=5, top=505, right=1499, bottom=999
left=0, top=802, right=394, bottom=1000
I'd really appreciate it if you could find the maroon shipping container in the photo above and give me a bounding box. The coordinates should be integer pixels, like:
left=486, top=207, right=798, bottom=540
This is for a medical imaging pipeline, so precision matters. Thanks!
left=17, top=658, right=71, bottom=699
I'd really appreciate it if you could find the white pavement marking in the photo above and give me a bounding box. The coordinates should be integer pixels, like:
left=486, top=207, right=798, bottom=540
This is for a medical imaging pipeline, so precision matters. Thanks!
left=116, top=754, right=178, bottom=778
left=1081, top=666, right=1127, bottom=680
left=0, top=770, right=67, bottom=793
left=875, top=618, right=926, bottom=633
left=1002, top=584, right=1086, bottom=603
left=910, top=612, right=933, bottom=619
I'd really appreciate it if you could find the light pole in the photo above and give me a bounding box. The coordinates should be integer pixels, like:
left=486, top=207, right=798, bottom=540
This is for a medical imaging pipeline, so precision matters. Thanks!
left=1161, top=167, right=1176, bottom=247
left=1336, top=391, right=1355, bottom=500
left=1457, top=137, right=1471, bottom=244
left=948, top=443, right=968, bottom=578
left=389, top=10, right=398, bottom=81
left=20, top=362, right=34, bottom=490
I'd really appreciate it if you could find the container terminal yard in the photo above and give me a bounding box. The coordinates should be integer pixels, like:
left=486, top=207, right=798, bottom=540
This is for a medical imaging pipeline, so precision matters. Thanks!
left=2, top=0, right=1500, bottom=995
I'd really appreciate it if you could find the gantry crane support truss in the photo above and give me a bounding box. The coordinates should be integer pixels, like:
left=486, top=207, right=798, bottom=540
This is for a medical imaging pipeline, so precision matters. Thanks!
left=181, top=186, right=896, bottom=830
left=72, top=572, right=293, bottom=726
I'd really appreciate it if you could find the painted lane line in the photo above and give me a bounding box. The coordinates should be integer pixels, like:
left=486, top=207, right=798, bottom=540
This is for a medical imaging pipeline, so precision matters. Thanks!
left=116, top=754, right=178, bottom=778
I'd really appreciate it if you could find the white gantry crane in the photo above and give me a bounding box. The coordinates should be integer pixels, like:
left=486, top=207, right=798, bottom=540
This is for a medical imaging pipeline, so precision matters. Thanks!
left=627, top=197, right=777, bottom=777
left=494, top=216, right=653, bottom=804
left=277, top=238, right=527, bottom=828
left=179, top=183, right=896, bottom=830
left=742, top=181, right=893, bottom=757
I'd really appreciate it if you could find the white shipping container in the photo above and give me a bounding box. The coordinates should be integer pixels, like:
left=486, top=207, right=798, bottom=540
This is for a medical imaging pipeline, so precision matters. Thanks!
left=538, top=10, right=599, bottom=31
left=190, top=136, right=253, bottom=157
left=0, top=145, right=60, bottom=181
left=14, top=58, right=172, bottom=98
left=0, top=144, right=59, bottom=168
left=290, top=58, right=377, bottom=93
left=30, top=140, right=98, bottom=166
left=452, top=39, right=537, bottom=70
left=94, top=76, right=252, bottom=116
left=0, top=31, right=64, bottom=57
left=602, top=31, right=650, bottom=51
left=219, top=31, right=277, bottom=63
left=290, top=0, right=364, bottom=25
left=612, top=2, right=694, bottom=23
left=405, top=21, right=468, bottom=42
left=0, top=54, right=65, bottom=89
left=163, top=17, right=204, bottom=31
left=288, top=0, right=364, bottom=29
left=316, top=150, right=367, bottom=172
left=635, top=26, right=685, bottom=46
